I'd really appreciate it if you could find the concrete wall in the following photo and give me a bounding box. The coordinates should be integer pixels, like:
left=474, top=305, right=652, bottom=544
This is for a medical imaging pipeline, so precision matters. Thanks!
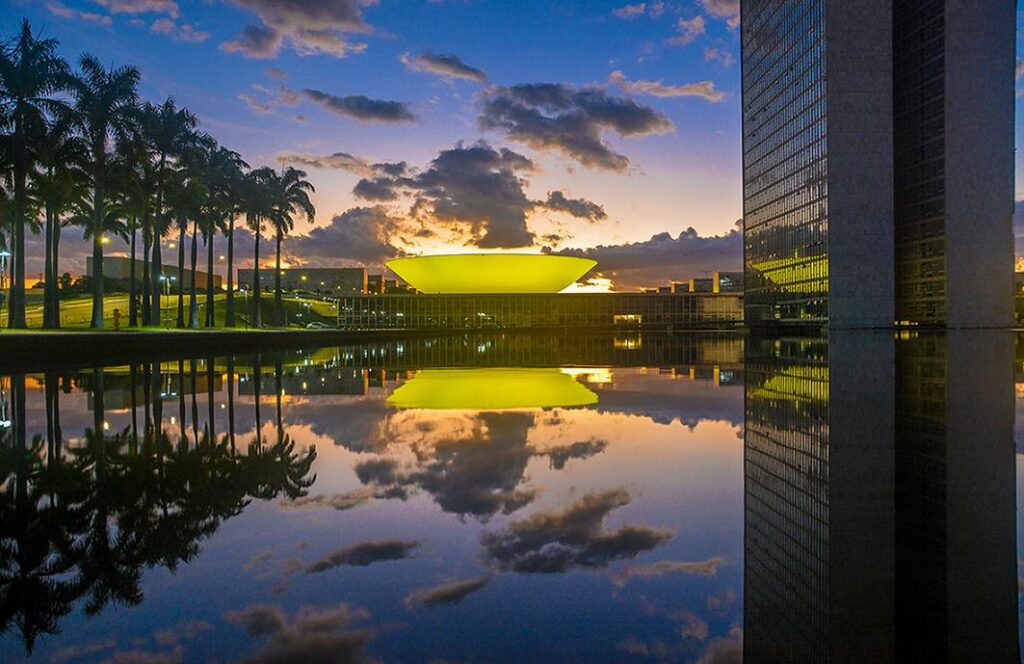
left=825, top=0, right=895, bottom=328
left=943, top=1, right=1016, bottom=328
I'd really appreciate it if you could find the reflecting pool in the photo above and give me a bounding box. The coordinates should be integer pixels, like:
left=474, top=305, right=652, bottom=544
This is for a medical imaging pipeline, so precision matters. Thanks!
left=0, top=331, right=1019, bottom=662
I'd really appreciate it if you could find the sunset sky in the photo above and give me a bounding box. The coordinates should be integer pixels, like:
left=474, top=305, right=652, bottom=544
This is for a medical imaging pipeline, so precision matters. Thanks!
left=3, top=0, right=1024, bottom=289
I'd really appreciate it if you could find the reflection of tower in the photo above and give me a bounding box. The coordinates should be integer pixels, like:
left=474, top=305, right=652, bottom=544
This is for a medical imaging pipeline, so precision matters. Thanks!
left=743, top=332, right=1017, bottom=663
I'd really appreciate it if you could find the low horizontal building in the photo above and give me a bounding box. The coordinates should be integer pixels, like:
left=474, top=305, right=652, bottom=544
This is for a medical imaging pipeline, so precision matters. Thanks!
left=337, top=292, right=743, bottom=331
left=238, top=267, right=367, bottom=294
left=89, top=256, right=222, bottom=291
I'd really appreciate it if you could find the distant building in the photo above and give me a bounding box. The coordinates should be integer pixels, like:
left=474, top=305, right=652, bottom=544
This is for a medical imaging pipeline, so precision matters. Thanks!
left=238, top=267, right=366, bottom=294
left=714, top=271, right=743, bottom=293
left=89, top=257, right=222, bottom=291
left=689, top=278, right=714, bottom=293
left=367, top=274, right=384, bottom=294
left=742, top=0, right=1014, bottom=327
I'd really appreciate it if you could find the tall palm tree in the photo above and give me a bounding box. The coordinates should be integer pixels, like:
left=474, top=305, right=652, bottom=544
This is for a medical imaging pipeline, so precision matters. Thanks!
left=70, top=55, right=139, bottom=329
left=267, top=167, right=315, bottom=326
left=139, top=99, right=196, bottom=326
left=113, top=134, right=154, bottom=328
left=0, top=19, right=70, bottom=329
left=243, top=168, right=273, bottom=327
left=165, top=166, right=204, bottom=329
left=206, top=147, right=246, bottom=328
left=30, top=112, right=87, bottom=329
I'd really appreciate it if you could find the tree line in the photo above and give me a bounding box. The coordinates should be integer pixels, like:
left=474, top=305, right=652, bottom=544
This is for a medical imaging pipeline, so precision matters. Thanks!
left=0, top=19, right=315, bottom=330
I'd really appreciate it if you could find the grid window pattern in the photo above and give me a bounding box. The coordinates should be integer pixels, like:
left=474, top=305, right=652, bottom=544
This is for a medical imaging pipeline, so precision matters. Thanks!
left=744, top=337, right=830, bottom=661
left=894, top=1, right=946, bottom=324
left=336, top=293, right=743, bottom=330
left=742, top=0, right=829, bottom=324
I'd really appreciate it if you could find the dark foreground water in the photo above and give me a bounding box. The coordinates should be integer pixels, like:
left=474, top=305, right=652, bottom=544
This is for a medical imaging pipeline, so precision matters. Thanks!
left=0, top=331, right=1020, bottom=663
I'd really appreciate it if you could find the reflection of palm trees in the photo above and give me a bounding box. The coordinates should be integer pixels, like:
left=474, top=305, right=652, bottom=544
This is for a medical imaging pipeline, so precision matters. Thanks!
left=0, top=366, right=318, bottom=656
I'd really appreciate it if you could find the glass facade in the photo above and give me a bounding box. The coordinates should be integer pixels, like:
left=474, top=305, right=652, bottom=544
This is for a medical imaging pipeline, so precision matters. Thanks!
left=744, top=337, right=830, bottom=660
left=336, top=293, right=743, bottom=331
left=893, top=2, right=946, bottom=324
left=742, top=0, right=829, bottom=324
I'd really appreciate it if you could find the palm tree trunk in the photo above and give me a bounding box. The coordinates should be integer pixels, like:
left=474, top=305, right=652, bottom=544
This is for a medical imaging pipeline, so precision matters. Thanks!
left=43, top=206, right=56, bottom=329
left=128, top=216, right=137, bottom=327
left=178, top=359, right=187, bottom=445
left=189, top=220, right=199, bottom=329
left=274, top=356, right=283, bottom=443
left=52, top=223, right=61, bottom=328
left=142, top=231, right=151, bottom=326
left=275, top=230, right=283, bottom=326
left=252, top=229, right=262, bottom=327
left=90, top=177, right=105, bottom=330
left=227, top=355, right=236, bottom=452
left=9, top=122, right=27, bottom=329
left=253, top=353, right=262, bottom=444
left=176, top=222, right=185, bottom=328
left=206, top=357, right=216, bottom=441
left=225, top=214, right=236, bottom=327
left=205, top=225, right=215, bottom=327
left=151, top=237, right=162, bottom=327
left=190, top=359, right=199, bottom=442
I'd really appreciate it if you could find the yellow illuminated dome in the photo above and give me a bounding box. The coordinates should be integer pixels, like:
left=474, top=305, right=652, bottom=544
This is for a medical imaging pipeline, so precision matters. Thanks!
left=387, top=368, right=599, bottom=410
left=386, top=254, right=597, bottom=294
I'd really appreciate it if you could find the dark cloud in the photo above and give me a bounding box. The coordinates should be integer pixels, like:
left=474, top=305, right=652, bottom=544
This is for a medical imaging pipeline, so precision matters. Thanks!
left=480, top=488, right=673, bottom=573
left=552, top=225, right=742, bottom=290
left=611, top=556, right=726, bottom=587
left=301, top=89, right=417, bottom=123
left=306, top=540, right=420, bottom=573
left=223, top=23, right=282, bottom=58
left=543, top=438, right=608, bottom=469
left=225, top=603, right=373, bottom=664
left=353, top=458, right=401, bottom=485
left=278, top=488, right=380, bottom=511
left=353, top=177, right=401, bottom=201
left=401, top=51, right=487, bottom=82
left=223, top=0, right=373, bottom=58
left=404, top=576, right=491, bottom=608
left=544, top=191, right=607, bottom=222
left=478, top=83, right=673, bottom=171
left=282, top=206, right=405, bottom=267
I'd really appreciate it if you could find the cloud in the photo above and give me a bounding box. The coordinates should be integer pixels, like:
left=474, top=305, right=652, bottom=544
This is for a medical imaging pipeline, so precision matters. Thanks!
left=544, top=191, right=607, bottom=222
left=699, top=0, right=740, bottom=28
left=306, top=540, right=420, bottom=573
left=239, top=93, right=275, bottom=115
left=282, top=206, right=406, bottom=266
left=404, top=576, right=491, bottom=608
left=697, top=626, right=743, bottom=664
left=94, top=0, right=179, bottom=17
left=265, top=66, right=288, bottom=80
left=301, top=89, right=417, bottom=123
left=480, top=488, right=673, bottom=573
left=277, top=150, right=376, bottom=176
left=153, top=621, right=213, bottom=647
left=47, top=1, right=113, bottom=25
left=552, top=225, right=742, bottom=290
left=611, top=556, right=726, bottom=586
left=150, top=19, right=210, bottom=42
left=612, top=2, right=666, bottom=19
left=703, top=47, right=735, bottom=67
left=609, top=70, right=725, bottom=102
left=225, top=603, right=373, bottom=664
left=666, top=16, right=706, bottom=45
left=542, top=437, right=608, bottom=469
left=223, top=0, right=374, bottom=58
left=401, top=52, right=487, bottom=82
left=1017, top=58, right=1024, bottom=81
left=478, top=83, right=673, bottom=171
left=277, top=487, right=382, bottom=511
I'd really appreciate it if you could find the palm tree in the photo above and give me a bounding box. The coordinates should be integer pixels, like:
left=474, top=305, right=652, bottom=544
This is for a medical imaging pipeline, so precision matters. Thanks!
left=205, top=147, right=246, bottom=328
left=70, top=54, right=140, bottom=329
left=32, top=112, right=87, bottom=329
left=0, top=19, right=70, bottom=329
left=243, top=168, right=273, bottom=327
left=165, top=166, right=204, bottom=329
left=267, top=167, right=315, bottom=326
left=139, top=99, right=196, bottom=326
left=113, top=134, right=154, bottom=328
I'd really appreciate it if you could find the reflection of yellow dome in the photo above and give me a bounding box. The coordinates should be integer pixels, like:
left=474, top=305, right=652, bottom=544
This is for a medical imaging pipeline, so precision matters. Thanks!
left=387, top=368, right=599, bottom=410
left=386, top=254, right=597, bottom=294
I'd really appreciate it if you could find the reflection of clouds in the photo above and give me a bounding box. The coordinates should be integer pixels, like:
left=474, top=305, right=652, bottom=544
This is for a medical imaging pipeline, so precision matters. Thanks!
left=543, top=437, right=608, bottom=469
left=307, top=540, right=421, bottom=573
left=696, top=626, right=742, bottom=664
left=611, top=557, right=726, bottom=587
left=481, top=488, right=673, bottom=573
left=404, top=576, right=492, bottom=608
left=224, top=603, right=374, bottom=664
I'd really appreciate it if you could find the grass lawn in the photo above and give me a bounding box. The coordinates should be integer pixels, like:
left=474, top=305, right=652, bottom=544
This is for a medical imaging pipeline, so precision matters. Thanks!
left=5, top=292, right=338, bottom=330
